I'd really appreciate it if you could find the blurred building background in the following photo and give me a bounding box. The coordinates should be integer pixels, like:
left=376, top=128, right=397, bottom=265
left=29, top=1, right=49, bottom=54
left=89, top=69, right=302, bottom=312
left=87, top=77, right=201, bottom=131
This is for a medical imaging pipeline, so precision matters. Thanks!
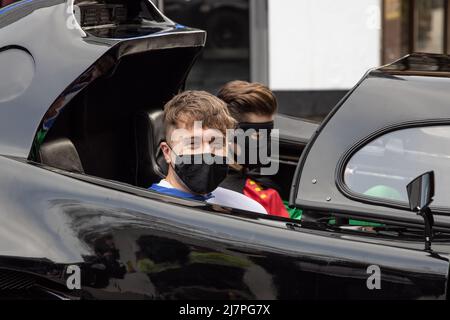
left=152, top=0, right=450, bottom=121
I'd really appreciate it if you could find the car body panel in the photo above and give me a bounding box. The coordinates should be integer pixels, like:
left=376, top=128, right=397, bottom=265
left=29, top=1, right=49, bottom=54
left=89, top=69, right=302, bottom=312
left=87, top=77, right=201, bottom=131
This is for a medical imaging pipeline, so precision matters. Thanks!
left=292, top=53, right=450, bottom=229
left=0, top=156, right=448, bottom=299
left=275, top=114, right=318, bottom=146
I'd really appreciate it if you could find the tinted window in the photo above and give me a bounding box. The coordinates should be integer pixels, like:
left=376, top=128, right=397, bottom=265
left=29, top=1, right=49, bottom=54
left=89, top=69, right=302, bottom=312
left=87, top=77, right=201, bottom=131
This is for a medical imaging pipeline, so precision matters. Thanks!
left=164, top=0, right=250, bottom=93
left=344, top=125, right=450, bottom=207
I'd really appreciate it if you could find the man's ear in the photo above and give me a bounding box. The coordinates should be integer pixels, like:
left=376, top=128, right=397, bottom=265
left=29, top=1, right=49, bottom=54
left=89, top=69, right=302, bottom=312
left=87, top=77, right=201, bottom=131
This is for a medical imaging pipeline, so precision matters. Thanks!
left=160, top=142, right=172, bottom=164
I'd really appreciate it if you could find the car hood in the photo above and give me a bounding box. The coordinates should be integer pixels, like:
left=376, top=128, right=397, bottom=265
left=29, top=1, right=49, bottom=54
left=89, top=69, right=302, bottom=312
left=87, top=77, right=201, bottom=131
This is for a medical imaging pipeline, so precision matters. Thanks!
left=0, top=0, right=205, bottom=158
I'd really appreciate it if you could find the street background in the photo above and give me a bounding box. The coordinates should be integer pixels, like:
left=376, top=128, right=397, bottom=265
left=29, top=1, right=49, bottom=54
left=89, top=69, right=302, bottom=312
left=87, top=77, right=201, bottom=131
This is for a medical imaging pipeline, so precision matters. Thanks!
left=151, top=0, right=450, bottom=121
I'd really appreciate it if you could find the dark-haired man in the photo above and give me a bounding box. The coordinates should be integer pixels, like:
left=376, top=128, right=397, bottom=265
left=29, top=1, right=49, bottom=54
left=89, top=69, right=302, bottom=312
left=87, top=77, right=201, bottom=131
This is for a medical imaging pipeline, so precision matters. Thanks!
left=218, top=81, right=297, bottom=218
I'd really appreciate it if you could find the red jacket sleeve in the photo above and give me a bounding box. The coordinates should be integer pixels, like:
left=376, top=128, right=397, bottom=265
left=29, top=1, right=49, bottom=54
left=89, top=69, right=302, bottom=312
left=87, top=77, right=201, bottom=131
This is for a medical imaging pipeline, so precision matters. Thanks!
left=243, top=179, right=290, bottom=218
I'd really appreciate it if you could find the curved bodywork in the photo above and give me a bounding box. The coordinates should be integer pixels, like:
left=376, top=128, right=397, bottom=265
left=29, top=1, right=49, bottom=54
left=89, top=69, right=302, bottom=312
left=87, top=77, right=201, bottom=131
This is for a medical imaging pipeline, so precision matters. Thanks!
left=292, top=54, right=450, bottom=229
left=0, top=0, right=205, bottom=157
left=1, top=155, right=448, bottom=299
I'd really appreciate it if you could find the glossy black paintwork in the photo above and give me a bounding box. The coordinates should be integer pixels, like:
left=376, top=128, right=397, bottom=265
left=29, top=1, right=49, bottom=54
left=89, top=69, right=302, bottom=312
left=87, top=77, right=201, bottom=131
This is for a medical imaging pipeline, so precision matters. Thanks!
left=0, top=2, right=449, bottom=299
left=0, top=156, right=448, bottom=299
left=275, top=114, right=318, bottom=146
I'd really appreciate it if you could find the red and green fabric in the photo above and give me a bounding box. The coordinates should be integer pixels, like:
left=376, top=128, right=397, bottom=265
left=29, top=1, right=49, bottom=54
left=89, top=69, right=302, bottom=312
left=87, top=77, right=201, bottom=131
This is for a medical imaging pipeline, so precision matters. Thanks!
left=243, top=178, right=290, bottom=218
left=283, top=200, right=303, bottom=220
left=286, top=185, right=402, bottom=226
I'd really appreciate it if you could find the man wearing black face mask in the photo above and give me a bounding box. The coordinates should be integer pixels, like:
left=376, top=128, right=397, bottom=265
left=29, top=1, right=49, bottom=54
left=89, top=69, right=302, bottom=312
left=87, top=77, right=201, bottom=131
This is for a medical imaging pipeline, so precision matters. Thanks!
left=218, top=81, right=299, bottom=219
left=149, top=91, right=267, bottom=215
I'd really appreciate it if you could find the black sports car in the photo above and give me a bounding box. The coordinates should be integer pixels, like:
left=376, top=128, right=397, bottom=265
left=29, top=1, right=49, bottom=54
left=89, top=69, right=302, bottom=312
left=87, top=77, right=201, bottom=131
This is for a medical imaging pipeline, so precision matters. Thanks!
left=1, top=0, right=450, bottom=300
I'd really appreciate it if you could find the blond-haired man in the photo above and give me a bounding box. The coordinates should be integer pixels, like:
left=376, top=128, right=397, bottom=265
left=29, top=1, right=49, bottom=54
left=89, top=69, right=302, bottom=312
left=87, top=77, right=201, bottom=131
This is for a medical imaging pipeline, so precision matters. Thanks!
left=149, top=90, right=267, bottom=214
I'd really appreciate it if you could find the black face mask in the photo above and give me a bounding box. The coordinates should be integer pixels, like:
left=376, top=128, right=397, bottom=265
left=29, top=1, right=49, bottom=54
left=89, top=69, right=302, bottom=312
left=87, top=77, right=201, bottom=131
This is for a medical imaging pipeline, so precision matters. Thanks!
left=234, top=121, right=274, bottom=170
left=169, top=149, right=229, bottom=195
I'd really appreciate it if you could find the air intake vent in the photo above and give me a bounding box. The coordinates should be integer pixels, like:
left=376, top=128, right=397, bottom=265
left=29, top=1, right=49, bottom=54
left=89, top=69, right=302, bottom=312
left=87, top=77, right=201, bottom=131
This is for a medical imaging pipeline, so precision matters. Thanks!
left=0, top=269, right=36, bottom=290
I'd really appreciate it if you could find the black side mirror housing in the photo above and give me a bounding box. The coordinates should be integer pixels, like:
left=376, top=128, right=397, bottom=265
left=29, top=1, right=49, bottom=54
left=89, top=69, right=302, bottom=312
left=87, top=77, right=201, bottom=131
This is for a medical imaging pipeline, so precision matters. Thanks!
left=406, top=171, right=435, bottom=251
left=406, top=171, right=435, bottom=212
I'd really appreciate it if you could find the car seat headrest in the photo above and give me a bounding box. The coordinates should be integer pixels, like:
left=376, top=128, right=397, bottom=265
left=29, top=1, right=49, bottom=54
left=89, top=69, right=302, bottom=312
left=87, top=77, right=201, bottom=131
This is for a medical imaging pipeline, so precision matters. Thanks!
left=134, top=110, right=168, bottom=188
left=38, top=138, right=84, bottom=174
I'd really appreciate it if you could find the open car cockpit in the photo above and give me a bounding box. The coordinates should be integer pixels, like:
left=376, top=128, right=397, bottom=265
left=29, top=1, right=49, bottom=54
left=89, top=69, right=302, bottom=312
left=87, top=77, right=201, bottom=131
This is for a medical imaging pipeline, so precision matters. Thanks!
left=34, top=47, right=193, bottom=188
left=31, top=0, right=204, bottom=189
left=29, top=0, right=305, bottom=206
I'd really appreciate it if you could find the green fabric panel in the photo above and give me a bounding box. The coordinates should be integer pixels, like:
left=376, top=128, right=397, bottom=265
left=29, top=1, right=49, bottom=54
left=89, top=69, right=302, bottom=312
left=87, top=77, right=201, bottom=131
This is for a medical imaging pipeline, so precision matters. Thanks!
left=283, top=201, right=302, bottom=220
left=364, top=185, right=403, bottom=201
left=328, top=219, right=382, bottom=227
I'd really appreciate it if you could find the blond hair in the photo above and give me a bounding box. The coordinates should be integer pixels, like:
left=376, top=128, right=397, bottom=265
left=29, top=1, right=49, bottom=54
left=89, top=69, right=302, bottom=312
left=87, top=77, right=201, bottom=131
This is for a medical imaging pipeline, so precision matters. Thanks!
left=163, top=90, right=237, bottom=139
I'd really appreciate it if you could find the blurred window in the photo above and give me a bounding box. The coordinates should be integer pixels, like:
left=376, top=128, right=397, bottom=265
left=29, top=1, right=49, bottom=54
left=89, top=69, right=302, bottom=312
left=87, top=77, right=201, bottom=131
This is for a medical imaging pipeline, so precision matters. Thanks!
left=383, top=0, right=411, bottom=64
left=163, top=0, right=251, bottom=93
left=448, top=2, right=450, bottom=52
left=414, top=0, right=445, bottom=53
left=383, top=0, right=450, bottom=64
left=344, top=125, right=450, bottom=208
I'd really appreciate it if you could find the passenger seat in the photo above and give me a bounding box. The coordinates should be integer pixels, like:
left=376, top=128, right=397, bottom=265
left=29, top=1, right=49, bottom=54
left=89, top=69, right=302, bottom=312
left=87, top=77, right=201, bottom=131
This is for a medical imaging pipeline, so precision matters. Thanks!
left=134, top=110, right=168, bottom=188
left=37, top=138, right=84, bottom=174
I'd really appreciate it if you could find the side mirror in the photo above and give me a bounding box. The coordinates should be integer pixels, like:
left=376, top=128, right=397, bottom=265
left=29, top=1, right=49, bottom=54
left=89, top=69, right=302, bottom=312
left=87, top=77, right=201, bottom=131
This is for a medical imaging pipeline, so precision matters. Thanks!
left=406, top=171, right=435, bottom=251
left=406, top=171, right=435, bottom=212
